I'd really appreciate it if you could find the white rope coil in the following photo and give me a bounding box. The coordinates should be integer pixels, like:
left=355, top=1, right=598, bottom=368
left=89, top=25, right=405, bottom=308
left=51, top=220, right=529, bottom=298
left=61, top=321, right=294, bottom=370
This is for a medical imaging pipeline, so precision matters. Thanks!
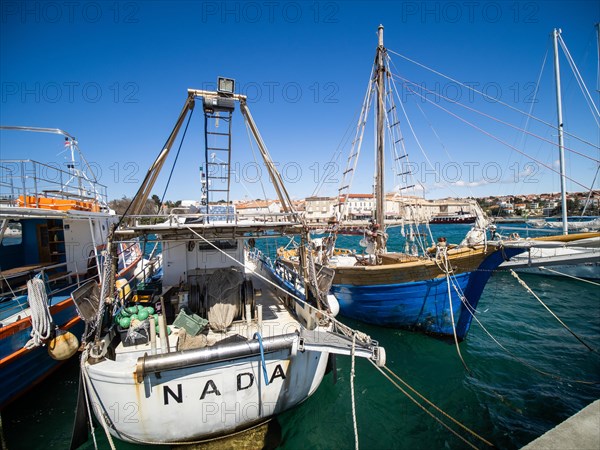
left=24, top=277, right=53, bottom=349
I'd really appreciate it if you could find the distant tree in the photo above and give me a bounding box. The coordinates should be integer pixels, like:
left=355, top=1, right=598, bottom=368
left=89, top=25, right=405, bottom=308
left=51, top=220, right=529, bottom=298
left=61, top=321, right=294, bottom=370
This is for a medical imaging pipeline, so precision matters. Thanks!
left=108, top=196, right=131, bottom=215
left=109, top=196, right=156, bottom=216
left=151, top=194, right=161, bottom=212
left=567, top=198, right=581, bottom=214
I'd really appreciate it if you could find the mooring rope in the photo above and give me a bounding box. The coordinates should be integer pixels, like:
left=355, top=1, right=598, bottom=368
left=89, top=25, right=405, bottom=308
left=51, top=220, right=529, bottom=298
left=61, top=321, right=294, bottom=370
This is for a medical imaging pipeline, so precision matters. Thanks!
left=538, top=266, right=600, bottom=286
left=350, top=333, right=359, bottom=450
left=450, top=279, right=599, bottom=385
left=509, top=270, right=596, bottom=352
left=80, top=349, right=99, bottom=450
left=435, top=247, right=470, bottom=373
left=368, top=361, right=487, bottom=450
left=82, top=357, right=116, bottom=450
left=381, top=365, right=494, bottom=446
left=24, top=276, right=53, bottom=349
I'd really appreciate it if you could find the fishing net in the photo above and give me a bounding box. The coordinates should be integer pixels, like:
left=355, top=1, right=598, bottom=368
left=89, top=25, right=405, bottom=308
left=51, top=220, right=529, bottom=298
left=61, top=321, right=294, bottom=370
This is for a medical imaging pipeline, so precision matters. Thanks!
left=206, top=268, right=243, bottom=332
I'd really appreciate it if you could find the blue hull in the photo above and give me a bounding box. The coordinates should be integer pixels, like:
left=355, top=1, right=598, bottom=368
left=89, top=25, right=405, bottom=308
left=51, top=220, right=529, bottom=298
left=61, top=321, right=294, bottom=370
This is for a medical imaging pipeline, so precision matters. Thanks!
left=332, top=247, right=521, bottom=340
left=0, top=297, right=83, bottom=408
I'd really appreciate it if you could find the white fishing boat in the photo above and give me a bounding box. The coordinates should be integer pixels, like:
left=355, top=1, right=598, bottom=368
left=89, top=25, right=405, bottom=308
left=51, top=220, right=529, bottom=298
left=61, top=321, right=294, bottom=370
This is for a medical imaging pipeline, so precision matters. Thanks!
left=71, top=81, right=385, bottom=446
left=0, top=126, right=150, bottom=409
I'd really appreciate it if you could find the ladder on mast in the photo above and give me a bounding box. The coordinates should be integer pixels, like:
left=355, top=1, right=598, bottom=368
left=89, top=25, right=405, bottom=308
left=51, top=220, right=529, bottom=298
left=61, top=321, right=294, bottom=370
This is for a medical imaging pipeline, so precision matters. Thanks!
left=203, top=104, right=234, bottom=222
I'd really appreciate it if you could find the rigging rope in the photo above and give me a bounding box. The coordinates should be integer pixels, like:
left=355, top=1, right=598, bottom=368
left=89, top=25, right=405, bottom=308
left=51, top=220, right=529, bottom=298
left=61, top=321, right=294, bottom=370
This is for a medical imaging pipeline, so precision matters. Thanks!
left=80, top=348, right=99, bottom=450
left=437, top=248, right=471, bottom=373
left=24, top=276, right=53, bottom=349
left=82, top=349, right=116, bottom=450
left=509, top=270, right=596, bottom=352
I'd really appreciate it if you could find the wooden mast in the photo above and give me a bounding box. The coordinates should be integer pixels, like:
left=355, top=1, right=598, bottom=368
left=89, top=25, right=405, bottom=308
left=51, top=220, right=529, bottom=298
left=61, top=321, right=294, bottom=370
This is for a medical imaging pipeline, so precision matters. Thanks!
left=375, top=24, right=386, bottom=228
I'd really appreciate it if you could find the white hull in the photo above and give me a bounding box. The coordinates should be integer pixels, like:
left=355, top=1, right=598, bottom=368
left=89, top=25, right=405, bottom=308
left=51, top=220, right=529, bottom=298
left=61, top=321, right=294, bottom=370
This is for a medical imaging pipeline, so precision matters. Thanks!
left=86, top=342, right=328, bottom=444
left=84, top=258, right=335, bottom=445
left=501, top=242, right=600, bottom=280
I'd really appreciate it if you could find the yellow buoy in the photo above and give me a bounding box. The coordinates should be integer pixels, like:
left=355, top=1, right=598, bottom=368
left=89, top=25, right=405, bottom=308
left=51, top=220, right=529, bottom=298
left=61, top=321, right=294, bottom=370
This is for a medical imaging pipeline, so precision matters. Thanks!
left=115, top=278, right=131, bottom=300
left=47, top=331, right=79, bottom=361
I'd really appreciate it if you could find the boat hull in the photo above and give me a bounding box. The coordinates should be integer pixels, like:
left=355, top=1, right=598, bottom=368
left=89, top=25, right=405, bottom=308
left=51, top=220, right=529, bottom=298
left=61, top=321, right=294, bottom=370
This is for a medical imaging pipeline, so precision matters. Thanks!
left=86, top=346, right=328, bottom=444
left=0, top=297, right=83, bottom=408
left=330, top=246, right=522, bottom=339
left=500, top=234, right=600, bottom=280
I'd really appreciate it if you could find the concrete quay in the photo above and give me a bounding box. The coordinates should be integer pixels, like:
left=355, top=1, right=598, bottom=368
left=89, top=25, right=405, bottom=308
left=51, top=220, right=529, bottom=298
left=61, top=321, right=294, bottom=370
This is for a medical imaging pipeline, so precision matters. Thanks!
left=522, top=399, right=599, bottom=450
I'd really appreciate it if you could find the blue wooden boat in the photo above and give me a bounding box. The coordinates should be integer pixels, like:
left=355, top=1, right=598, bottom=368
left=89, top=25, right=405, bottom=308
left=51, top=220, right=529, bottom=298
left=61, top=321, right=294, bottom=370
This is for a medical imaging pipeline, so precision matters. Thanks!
left=280, top=26, right=526, bottom=341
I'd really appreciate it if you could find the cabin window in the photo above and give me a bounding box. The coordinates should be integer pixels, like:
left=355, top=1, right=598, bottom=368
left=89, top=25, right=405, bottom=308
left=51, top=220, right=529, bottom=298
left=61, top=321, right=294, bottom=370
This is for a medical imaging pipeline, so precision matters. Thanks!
left=2, top=221, right=22, bottom=246
left=197, top=240, right=238, bottom=251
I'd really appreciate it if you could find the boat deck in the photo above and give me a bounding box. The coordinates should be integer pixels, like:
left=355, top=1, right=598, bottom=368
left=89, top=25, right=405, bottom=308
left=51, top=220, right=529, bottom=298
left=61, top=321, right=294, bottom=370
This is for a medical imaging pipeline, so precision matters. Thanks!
left=113, top=272, right=300, bottom=362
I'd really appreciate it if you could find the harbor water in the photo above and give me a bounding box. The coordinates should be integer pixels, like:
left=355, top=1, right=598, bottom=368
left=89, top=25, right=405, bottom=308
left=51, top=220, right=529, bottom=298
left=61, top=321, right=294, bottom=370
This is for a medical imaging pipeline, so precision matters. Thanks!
left=2, top=224, right=599, bottom=449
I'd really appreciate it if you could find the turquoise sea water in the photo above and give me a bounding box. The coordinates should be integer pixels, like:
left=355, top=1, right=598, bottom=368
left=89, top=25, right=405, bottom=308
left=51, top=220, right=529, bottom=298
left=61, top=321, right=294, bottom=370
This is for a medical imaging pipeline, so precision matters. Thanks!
left=2, top=224, right=599, bottom=449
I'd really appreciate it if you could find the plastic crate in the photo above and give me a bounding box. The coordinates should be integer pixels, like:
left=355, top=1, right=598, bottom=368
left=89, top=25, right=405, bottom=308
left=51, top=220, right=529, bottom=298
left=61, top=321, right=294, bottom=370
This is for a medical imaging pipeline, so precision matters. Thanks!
left=173, top=309, right=208, bottom=336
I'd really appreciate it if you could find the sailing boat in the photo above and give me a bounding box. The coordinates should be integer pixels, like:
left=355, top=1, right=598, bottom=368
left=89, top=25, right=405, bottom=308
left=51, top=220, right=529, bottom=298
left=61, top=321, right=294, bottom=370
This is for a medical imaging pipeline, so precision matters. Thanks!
left=500, top=28, right=600, bottom=280
left=281, top=26, right=525, bottom=341
left=71, top=81, right=384, bottom=446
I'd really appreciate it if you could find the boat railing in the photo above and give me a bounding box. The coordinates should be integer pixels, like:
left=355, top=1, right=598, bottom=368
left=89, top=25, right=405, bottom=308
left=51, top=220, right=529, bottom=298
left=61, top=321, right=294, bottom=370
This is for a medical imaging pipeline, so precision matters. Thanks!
left=0, top=159, right=108, bottom=210
left=124, top=211, right=301, bottom=228
left=0, top=256, right=101, bottom=320
left=116, top=254, right=162, bottom=302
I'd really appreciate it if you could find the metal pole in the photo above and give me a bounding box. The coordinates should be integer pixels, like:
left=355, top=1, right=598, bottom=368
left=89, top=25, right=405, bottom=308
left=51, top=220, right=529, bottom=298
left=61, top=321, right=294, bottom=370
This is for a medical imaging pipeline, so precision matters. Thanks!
left=375, top=25, right=386, bottom=228
left=552, top=28, right=568, bottom=235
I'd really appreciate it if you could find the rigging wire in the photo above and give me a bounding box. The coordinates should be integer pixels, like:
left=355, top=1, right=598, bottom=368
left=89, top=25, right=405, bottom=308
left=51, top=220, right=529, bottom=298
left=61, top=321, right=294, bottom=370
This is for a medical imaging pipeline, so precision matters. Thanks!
left=392, top=73, right=600, bottom=163
left=382, top=63, right=432, bottom=255
left=311, top=103, right=364, bottom=198
left=402, top=83, right=594, bottom=192
left=538, top=266, right=600, bottom=286
left=506, top=44, right=550, bottom=203
left=389, top=74, right=463, bottom=200
left=559, top=34, right=600, bottom=124
left=244, top=119, right=271, bottom=205
left=387, top=48, right=600, bottom=151
left=160, top=107, right=195, bottom=207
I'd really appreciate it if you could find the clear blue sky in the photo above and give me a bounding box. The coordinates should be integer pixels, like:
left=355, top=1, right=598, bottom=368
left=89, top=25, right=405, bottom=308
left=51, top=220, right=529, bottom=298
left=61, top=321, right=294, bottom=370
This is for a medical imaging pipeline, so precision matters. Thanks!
left=1, top=1, right=599, bottom=203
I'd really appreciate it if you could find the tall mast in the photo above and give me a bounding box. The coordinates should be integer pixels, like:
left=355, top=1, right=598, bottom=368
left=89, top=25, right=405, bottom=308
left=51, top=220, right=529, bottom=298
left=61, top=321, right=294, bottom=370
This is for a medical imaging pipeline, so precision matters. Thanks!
left=596, top=23, right=600, bottom=109
left=375, top=24, right=386, bottom=227
left=552, top=28, right=568, bottom=235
